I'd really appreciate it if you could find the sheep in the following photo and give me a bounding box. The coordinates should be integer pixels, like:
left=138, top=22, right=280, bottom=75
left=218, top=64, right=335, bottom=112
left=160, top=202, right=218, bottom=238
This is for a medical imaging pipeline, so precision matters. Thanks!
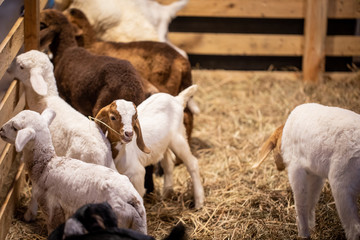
left=64, top=7, right=198, bottom=140
left=253, top=103, right=360, bottom=240
left=39, top=9, right=155, bottom=117
left=94, top=85, right=204, bottom=209
left=13, top=49, right=117, bottom=221
left=53, top=0, right=188, bottom=57
left=49, top=202, right=187, bottom=240
left=0, top=109, right=147, bottom=234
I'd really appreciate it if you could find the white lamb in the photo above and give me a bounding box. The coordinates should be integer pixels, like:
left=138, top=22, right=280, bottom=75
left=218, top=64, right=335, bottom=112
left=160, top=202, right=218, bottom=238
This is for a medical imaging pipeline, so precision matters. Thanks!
left=253, top=103, right=360, bottom=240
left=95, top=85, right=204, bottom=209
left=13, top=50, right=116, bottom=221
left=0, top=109, right=147, bottom=234
left=54, top=0, right=188, bottom=57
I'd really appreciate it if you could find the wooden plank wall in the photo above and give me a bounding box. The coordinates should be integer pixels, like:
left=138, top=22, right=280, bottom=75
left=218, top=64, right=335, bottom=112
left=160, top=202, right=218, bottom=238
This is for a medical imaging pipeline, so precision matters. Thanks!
left=0, top=0, right=47, bottom=239
left=159, top=0, right=360, bottom=83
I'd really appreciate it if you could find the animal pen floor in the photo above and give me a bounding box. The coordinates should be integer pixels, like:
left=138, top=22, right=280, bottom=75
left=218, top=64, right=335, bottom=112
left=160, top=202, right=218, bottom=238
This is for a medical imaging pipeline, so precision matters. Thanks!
left=4, top=69, right=360, bottom=240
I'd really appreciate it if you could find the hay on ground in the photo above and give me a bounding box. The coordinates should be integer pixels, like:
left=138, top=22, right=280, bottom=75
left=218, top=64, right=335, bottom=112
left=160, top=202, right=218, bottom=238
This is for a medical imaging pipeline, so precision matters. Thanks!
left=5, top=69, right=360, bottom=240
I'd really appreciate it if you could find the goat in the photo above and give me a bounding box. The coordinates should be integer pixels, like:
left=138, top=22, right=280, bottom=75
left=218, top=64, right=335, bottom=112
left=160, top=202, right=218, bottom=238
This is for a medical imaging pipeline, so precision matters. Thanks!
left=49, top=202, right=187, bottom=240
left=53, top=0, right=189, bottom=57
left=65, top=8, right=198, bottom=139
left=39, top=9, right=153, bottom=117
left=95, top=85, right=204, bottom=209
left=13, top=49, right=117, bottom=222
left=253, top=103, right=360, bottom=240
left=0, top=109, right=147, bottom=234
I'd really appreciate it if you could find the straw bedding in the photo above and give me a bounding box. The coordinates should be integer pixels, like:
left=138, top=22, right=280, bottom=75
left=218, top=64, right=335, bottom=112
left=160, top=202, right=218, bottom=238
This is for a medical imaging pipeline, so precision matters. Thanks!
left=5, top=69, right=360, bottom=240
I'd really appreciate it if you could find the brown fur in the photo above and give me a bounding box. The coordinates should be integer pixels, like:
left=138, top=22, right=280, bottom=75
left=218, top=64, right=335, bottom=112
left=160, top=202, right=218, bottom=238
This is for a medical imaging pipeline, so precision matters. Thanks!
left=254, top=125, right=285, bottom=171
left=65, top=8, right=194, bottom=140
left=39, top=9, right=148, bottom=117
left=95, top=102, right=150, bottom=158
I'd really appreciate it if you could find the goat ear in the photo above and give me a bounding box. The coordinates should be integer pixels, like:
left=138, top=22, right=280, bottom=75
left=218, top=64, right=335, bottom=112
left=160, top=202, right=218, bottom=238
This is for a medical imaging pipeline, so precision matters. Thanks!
left=30, top=68, right=47, bottom=96
left=15, top=128, right=35, bottom=152
left=134, top=118, right=150, bottom=154
left=71, top=23, right=83, bottom=37
left=39, top=27, right=56, bottom=50
left=41, top=108, right=56, bottom=126
left=95, top=106, right=110, bottom=134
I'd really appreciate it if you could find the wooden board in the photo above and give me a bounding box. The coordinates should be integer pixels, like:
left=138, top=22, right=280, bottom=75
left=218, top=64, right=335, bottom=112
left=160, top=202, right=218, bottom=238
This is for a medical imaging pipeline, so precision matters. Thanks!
left=158, top=0, right=360, bottom=19
left=326, top=36, right=360, bottom=56
left=0, top=145, right=16, bottom=191
left=192, top=69, right=358, bottom=82
left=0, top=163, right=24, bottom=240
left=0, top=18, right=24, bottom=79
left=0, top=81, right=25, bottom=154
left=302, top=0, right=328, bottom=83
left=168, top=33, right=360, bottom=57
left=168, top=33, right=304, bottom=56
left=24, top=0, right=40, bottom=51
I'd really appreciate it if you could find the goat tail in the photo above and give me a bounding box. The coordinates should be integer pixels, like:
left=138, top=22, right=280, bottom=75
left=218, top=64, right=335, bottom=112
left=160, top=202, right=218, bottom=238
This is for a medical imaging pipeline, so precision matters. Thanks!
left=166, top=0, right=189, bottom=19
left=252, top=125, right=284, bottom=169
left=176, top=85, right=198, bottom=109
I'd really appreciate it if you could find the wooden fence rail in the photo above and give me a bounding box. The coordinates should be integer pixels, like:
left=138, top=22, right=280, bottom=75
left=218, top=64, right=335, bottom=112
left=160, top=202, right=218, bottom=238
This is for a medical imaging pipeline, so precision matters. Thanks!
left=0, top=0, right=47, bottom=239
left=160, top=0, right=360, bottom=83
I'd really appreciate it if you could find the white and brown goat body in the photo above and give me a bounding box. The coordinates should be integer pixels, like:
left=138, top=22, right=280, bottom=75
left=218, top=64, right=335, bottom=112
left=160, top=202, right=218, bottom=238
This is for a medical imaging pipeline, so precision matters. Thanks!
left=95, top=85, right=204, bottom=209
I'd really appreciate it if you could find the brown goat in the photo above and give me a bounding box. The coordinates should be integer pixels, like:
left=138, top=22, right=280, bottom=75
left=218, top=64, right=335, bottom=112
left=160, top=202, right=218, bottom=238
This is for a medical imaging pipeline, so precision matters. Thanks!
left=39, top=9, right=154, bottom=117
left=65, top=8, right=195, bottom=140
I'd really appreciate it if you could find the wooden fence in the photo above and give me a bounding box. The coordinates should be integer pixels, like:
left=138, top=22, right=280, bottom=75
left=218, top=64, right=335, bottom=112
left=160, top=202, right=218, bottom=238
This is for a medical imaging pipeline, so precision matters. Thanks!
left=160, top=0, right=360, bottom=82
left=0, top=0, right=47, bottom=239
left=0, top=0, right=358, bottom=238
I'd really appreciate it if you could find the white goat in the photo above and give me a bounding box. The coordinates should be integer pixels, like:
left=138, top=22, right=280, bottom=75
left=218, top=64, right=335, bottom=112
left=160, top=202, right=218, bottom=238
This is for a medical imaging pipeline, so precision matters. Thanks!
left=0, top=109, right=147, bottom=234
left=253, top=103, right=360, bottom=240
left=95, top=85, right=204, bottom=209
left=13, top=50, right=116, bottom=221
left=54, top=0, right=188, bottom=57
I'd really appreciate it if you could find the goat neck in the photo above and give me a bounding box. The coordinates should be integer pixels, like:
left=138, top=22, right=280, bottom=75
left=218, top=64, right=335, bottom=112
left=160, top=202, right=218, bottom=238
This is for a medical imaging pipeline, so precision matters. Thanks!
left=22, top=131, right=56, bottom=182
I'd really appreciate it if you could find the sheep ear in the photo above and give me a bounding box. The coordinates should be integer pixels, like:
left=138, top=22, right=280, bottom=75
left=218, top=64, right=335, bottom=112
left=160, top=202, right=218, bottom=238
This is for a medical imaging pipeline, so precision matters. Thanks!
left=30, top=68, right=47, bottom=96
left=134, top=118, right=150, bottom=154
left=95, top=106, right=110, bottom=134
left=15, top=128, right=35, bottom=152
left=41, top=108, right=56, bottom=126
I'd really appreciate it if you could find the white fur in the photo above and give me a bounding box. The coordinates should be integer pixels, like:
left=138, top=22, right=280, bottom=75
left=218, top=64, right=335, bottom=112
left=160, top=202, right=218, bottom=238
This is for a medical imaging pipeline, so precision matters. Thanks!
left=54, top=0, right=188, bottom=57
left=0, top=109, right=147, bottom=234
left=282, top=103, right=360, bottom=239
left=101, top=85, right=204, bottom=209
left=14, top=50, right=116, bottom=221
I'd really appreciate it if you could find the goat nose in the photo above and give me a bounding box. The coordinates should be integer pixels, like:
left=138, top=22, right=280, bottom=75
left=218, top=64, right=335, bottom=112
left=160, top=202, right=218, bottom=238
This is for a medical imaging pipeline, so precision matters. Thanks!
left=125, top=131, right=133, bottom=138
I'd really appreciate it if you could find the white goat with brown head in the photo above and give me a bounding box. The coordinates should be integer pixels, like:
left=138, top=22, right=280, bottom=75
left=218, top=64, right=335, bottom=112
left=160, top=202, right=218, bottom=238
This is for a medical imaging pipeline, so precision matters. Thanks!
left=95, top=85, right=204, bottom=209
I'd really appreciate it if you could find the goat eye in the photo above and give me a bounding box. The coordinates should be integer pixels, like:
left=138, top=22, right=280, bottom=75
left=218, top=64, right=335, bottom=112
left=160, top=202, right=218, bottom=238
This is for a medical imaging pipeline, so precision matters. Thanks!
left=12, top=126, right=18, bottom=131
left=110, top=116, right=116, bottom=121
left=19, top=65, right=24, bottom=70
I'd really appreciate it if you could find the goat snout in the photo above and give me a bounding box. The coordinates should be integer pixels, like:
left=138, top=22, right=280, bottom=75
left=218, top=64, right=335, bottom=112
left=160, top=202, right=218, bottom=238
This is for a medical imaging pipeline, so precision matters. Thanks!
left=0, top=127, right=7, bottom=141
left=125, top=131, right=133, bottom=138
left=123, top=131, right=133, bottom=142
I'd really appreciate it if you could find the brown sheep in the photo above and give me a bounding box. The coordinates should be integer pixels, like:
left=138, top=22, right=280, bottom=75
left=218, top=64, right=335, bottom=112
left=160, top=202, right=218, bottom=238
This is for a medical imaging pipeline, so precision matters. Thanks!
left=39, top=9, right=156, bottom=117
left=65, top=8, right=196, bottom=140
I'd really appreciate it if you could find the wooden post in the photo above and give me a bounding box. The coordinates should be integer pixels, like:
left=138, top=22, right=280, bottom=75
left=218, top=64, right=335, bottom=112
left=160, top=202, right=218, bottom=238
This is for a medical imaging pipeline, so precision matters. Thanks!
left=302, top=0, right=328, bottom=83
left=24, top=0, right=40, bottom=51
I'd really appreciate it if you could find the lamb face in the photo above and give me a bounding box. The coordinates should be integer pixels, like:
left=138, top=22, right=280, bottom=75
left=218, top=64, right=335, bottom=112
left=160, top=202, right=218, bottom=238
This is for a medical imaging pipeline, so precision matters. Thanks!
left=0, top=109, right=55, bottom=151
